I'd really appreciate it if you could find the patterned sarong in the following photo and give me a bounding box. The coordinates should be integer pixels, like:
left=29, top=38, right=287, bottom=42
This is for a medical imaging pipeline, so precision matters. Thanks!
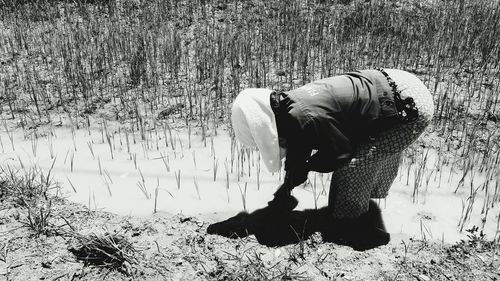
left=329, top=69, right=434, bottom=218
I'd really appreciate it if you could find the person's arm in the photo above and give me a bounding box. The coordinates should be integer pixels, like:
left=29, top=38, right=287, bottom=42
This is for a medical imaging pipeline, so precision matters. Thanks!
left=307, top=150, right=351, bottom=172
left=268, top=117, right=314, bottom=209
left=273, top=144, right=312, bottom=195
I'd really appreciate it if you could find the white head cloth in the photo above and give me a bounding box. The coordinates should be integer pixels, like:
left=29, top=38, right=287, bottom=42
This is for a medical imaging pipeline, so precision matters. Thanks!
left=231, top=88, right=281, bottom=173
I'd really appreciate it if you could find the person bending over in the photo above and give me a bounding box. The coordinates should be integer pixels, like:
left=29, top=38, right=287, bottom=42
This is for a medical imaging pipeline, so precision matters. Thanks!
left=208, top=68, right=434, bottom=250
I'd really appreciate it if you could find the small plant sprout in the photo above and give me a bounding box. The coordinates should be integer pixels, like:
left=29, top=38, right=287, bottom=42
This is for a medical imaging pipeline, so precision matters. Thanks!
left=188, top=123, right=191, bottom=149
left=211, top=137, right=215, bottom=156
left=247, top=149, right=251, bottom=177
left=100, top=121, right=105, bottom=143
left=88, top=189, right=92, bottom=214
left=87, top=141, right=95, bottom=160
left=45, top=157, right=58, bottom=190
left=237, top=182, right=248, bottom=212
left=118, top=128, right=123, bottom=148
left=159, top=152, right=170, bottom=172
left=412, top=150, right=428, bottom=203
left=238, top=148, right=244, bottom=179
left=154, top=177, right=160, bottom=213
left=177, top=134, right=184, bottom=158
left=64, top=149, right=70, bottom=164
left=104, top=169, right=113, bottom=184
left=175, top=170, right=181, bottom=190
left=192, top=150, right=197, bottom=169
left=136, top=168, right=150, bottom=199
left=86, top=115, right=91, bottom=136
left=3, top=119, right=15, bottom=151
left=70, top=152, right=75, bottom=172
left=167, top=124, right=175, bottom=151
left=495, top=214, right=500, bottom=243
left=125, top=130, right=131, bottom=153
left=131, top=124, right=137, bottom=145
left=213, top=157, right=218, bottom=182
left=312, top=173, right=319, bottom=209
left=0, top=134, right=4, bottom=153
left=66, top=176, right=77, bottom=193
left=93, top=190, right=98, bottom=212
left=193, top=176, right=201, bottom=200
left=162, top=124, right=169, bottom=148
left=107, top=132, right=114, bottom=160
left=30, top=132, right=38, bottom=157
left=97, top=156, right=102, bottom=175
left=225, top=159, right=230, bottom=203
left=142, top=142, right=149, bottom=159
left=419, top=220, right=432, bottom=242
left=230, top=137, right=236, bottom=173
left=455, top=157, right=474, bottom=193
left=17, top=155, right=25, bottom=170
left=320, top=173, right=329, bottom=196
left=68, top=114, right=78, bottom=151
left=48, top=134, right=55, bottom=159
left=154, top=126, right=160, bottom=151
left=458, top=183, right=482, bottom=232
left=103, top=176, right=112, bottom=197
left=235, top=148, right=242, bottom=182
left=256, top=153, right=261, bottom=190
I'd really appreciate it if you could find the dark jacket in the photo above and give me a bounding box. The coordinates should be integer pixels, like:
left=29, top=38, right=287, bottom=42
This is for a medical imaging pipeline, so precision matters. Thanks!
left=273, top=70, right=399, bottom=188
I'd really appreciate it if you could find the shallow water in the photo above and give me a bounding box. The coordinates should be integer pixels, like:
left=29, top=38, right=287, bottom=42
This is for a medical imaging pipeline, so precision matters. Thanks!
left=1, top=127, right=498, bottom=243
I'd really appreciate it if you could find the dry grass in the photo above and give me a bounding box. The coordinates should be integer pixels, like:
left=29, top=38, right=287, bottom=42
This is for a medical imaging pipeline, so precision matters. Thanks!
left=0, top=165, right=57, bottom=207
left=68, top=231, right=137, bottom=274
left=0, top=165, right=60, bottom=235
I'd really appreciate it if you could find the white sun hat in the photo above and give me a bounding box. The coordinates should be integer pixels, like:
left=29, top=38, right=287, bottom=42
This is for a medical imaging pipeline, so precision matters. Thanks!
left=231, top=88, right=281, bottom=173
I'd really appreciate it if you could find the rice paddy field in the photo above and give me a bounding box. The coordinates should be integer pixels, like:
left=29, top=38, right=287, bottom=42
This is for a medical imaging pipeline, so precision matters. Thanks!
left=0, top=0, right=499, bottom=280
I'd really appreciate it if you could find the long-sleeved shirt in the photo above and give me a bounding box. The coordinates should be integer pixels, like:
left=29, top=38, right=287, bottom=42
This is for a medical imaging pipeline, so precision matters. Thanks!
left=273, top=70, right=399, bottom=189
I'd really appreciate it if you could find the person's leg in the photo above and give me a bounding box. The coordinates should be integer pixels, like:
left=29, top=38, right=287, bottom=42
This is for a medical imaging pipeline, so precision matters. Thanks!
left=371, top=153, right=401, bottom=198
left=323, top=118, right=429, bottom=250
left=322, top=160, right=392, bottom=251
left=323, top=69, right=434, bottom=250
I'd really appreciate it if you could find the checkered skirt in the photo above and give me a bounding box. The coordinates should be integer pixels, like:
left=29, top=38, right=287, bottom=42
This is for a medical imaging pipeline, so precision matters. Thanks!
left=329, top=69, right=434, bottom=218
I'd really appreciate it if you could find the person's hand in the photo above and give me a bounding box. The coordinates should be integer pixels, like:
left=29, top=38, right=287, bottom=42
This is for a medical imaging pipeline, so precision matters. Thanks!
left=267, top=185, right=298, bottom=211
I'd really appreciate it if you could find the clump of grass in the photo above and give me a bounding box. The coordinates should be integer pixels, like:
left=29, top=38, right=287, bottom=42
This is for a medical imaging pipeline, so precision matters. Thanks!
left=69, top=231, right=137, bottom=274
left=451, top=226, right=498, bottom=263
left=23, top=199, right=54, bottom=236
left=0, top=165, right=59, bottom=235
left=0, top=165, right=58, bottom=207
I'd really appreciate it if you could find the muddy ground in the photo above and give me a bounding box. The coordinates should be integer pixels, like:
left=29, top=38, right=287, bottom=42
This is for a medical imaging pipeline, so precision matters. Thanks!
left=1, top=194, right=499, bottom=281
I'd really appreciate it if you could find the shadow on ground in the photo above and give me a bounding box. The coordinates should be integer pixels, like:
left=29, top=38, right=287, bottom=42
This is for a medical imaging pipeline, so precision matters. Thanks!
left=207, top=199, right=391, bottom=251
